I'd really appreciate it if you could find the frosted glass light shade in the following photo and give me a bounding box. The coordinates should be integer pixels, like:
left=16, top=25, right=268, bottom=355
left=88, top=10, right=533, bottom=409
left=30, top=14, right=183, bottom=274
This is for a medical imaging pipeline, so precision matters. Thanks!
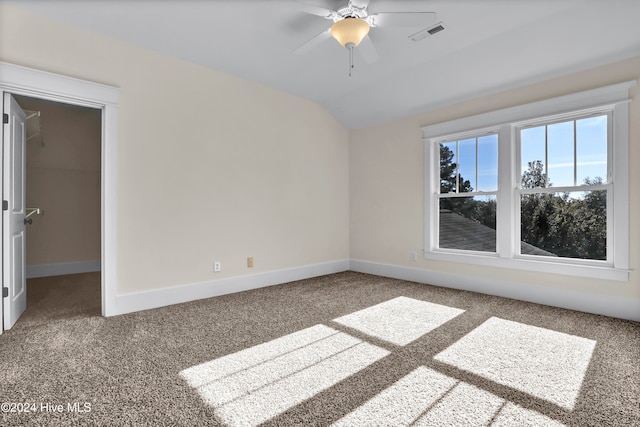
left=330, top=17, right=370, bottom=47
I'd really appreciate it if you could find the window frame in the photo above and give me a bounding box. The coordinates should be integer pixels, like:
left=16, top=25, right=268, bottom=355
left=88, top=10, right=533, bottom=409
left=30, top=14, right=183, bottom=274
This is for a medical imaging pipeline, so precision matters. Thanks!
left=514, top=109, right=613, bottom=264
left=436, top=129, right=500, bottom=254
left=422, top=81, right=634, bottom=282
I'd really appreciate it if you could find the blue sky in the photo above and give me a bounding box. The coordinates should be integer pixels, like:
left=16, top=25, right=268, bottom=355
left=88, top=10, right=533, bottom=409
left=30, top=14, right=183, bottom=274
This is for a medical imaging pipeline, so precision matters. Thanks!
left=442, top=134, right=499, bottom=193
left=521, top=115, right=607, bottom=187
left=442, top=114, right=607, bottom=193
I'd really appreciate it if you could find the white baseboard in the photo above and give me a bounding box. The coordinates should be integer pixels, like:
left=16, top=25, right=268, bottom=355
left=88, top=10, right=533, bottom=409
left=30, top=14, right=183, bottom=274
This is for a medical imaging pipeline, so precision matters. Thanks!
left=26, top=260, right=101, bottom=279
left=114, top=259, right=350, bottom=316
left=350, top=259, right=640, bottom=322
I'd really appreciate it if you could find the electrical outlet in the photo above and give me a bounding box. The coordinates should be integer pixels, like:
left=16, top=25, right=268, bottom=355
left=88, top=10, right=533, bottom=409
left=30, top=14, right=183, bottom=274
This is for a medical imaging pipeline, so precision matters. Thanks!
left=214, top=261, right=221, bottom=272
left=410, top=252, right=418, bottom=262
left=247, top=257, right=254, bottom=268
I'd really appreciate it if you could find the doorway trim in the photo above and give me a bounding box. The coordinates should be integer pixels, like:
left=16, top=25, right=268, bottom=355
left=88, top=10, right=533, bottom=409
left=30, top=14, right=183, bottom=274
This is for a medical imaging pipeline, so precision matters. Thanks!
left=0, top=61, right=120, bottom=317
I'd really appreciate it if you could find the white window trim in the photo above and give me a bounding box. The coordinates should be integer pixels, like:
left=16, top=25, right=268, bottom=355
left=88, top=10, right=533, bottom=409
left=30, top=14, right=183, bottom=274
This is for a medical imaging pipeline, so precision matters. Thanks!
left=422, top=81, right=635, bottom=282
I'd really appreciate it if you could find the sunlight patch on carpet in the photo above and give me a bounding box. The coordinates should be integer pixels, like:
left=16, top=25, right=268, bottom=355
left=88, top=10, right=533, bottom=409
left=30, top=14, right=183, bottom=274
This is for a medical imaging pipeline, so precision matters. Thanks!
left=332, top=367, right=566, bottom=427
left=434, top=317, right=596, bottom=410
left=180, top=324, right=389, bottom=426
left=332, top=367, right=457, bottom=427
left=413, top=381, right=505, bottom=426
left=492, top=402, right=566, bottom=427
left=333, top=296, right=465, bottom=346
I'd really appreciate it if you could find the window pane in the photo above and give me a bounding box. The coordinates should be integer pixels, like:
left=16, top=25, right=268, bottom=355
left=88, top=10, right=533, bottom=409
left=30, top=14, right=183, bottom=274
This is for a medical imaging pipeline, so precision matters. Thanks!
left=458, top=138, right=476, bottom=192
left=521, top=126, right=546, bottom=188
left=576, top=115, right=607, bottom=185
left=547, top=121, right=574, bottom=187
left=439, top=196, right=497, bottom=252
left=478, top=134, right=498, bottom=191
left=440, top=142, right=457, bottom=194
left=520, top=190, right=606, bottom=260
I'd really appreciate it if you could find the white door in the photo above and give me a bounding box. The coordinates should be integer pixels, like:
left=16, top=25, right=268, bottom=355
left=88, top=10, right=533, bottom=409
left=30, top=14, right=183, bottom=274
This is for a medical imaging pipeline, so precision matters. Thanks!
left=2, top=93, right=27, bottom=331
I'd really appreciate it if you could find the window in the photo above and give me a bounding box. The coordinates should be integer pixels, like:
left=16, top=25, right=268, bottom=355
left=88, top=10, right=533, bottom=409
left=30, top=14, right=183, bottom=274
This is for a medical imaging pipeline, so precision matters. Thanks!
left=517, top=113, right=610, bottom=261
left=422, top=81, right=634, bottom=281
left=438, top=134, right=498, bottom=253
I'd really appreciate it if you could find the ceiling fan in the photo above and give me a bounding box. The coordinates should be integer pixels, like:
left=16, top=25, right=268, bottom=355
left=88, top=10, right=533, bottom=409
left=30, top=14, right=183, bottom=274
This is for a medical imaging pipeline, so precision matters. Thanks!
left=293, top=0, right=438, bottom=75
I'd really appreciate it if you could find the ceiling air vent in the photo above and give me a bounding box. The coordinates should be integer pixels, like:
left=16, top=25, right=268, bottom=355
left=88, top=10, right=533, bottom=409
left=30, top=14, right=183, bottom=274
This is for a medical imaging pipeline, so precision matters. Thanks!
left=409, top=22, right=445, bottom=42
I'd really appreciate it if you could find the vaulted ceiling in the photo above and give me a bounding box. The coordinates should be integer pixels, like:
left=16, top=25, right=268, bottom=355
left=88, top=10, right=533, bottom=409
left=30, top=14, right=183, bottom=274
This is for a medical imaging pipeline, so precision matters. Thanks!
left=8, top=0, right=640, bottom=129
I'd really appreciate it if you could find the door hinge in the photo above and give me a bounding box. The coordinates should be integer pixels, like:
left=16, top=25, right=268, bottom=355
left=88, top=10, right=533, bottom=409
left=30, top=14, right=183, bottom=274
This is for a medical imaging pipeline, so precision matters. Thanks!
left=2, top=287, right=7, bottom=298
left=2, top=113, right=8, bottom=124
left=2, top=200, right=7, bottom=211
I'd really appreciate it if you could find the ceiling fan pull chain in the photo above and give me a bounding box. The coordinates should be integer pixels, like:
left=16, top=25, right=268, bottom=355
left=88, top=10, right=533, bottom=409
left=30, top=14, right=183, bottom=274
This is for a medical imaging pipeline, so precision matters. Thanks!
left=348, top=43, right=354, bottom=77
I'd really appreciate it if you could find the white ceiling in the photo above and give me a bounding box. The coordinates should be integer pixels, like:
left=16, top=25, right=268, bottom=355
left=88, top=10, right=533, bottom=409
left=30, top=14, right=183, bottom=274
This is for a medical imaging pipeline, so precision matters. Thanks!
left=7, top=0, right=640, bottom=129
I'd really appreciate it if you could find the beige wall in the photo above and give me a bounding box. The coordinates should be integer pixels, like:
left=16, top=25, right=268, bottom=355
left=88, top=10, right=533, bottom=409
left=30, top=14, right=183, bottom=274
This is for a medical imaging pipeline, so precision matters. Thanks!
left=19, top=98, right=102, bottom=265
left=350, top=55, right=640, bottom=301
left=0, top=4, right=350, bottom=293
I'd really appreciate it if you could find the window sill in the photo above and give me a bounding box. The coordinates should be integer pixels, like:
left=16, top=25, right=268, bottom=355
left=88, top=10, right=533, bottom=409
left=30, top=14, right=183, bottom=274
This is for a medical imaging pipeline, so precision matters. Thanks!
left=423, top=250, right=629, bottom=282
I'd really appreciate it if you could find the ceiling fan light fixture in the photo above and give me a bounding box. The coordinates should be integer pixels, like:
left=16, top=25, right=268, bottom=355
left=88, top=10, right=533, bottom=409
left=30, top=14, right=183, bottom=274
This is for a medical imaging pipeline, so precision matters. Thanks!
left=330, top=17, right=370, bottom=47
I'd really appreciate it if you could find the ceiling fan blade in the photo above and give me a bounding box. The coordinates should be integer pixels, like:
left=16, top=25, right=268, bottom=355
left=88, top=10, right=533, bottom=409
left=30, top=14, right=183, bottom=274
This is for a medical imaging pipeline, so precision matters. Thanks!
left=368, top=12, right=437, bottom=28
left=293, top=1, right=337, bottom=19
left=293, top=28, right=332, bottom=55
left=349, top=0, right=372, bottom=9
left=358, top=35, right=379, bottom=64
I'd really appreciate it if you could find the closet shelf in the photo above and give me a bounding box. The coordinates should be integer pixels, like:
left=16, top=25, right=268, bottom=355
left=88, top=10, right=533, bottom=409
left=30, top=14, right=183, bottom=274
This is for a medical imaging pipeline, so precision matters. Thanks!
left=24, top=110, right=44, bottom=146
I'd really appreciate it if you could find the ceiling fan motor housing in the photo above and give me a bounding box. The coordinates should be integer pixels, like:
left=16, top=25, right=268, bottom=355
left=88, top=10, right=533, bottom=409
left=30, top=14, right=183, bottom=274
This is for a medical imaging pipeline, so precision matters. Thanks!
left=334, top=5, right=368, bottom=22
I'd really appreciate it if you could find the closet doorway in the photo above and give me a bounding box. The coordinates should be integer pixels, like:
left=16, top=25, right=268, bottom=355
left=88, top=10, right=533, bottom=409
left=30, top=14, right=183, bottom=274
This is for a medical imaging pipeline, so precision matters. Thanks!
left=1, top=62, right=119, bottom=334
left=15, top=95, right=102, bottom=325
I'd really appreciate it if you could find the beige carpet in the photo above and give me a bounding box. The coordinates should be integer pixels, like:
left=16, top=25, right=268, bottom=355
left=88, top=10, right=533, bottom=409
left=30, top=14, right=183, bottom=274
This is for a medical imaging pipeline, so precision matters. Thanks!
left=0, top=271, right=638, bottom=426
